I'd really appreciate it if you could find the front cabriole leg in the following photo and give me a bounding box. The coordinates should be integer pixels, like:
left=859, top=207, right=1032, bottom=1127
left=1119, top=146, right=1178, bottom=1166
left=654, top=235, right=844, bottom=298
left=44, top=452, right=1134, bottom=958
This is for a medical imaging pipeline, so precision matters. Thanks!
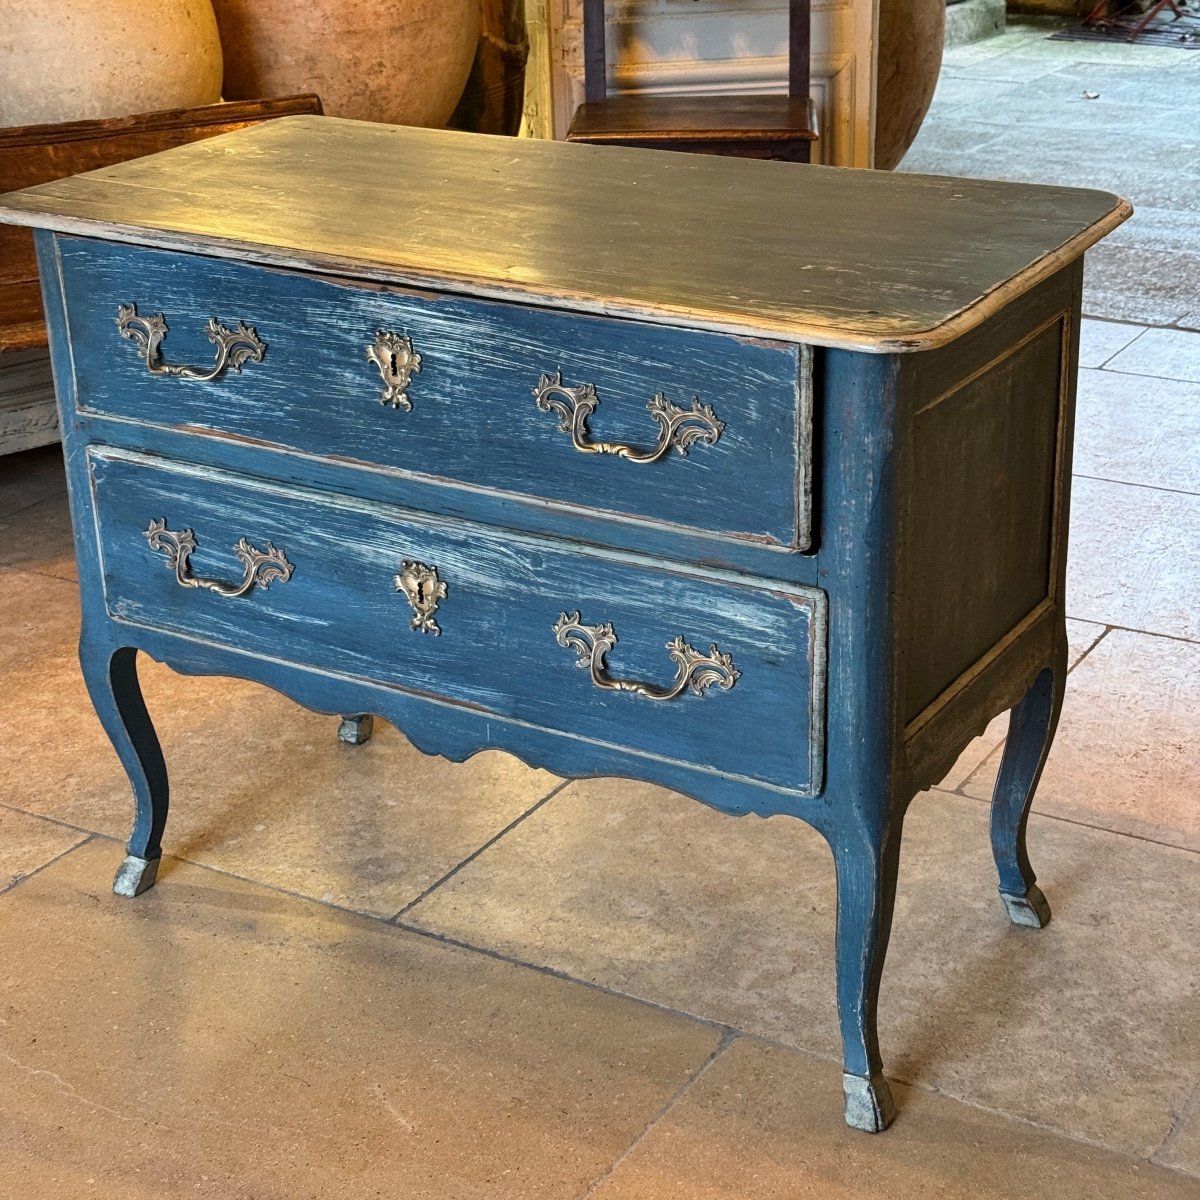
left=990, top=649, right=1066, bottom=928
left=832, top=820, right=903, bottom=1132
left=79, top=641, right=168, bottom=896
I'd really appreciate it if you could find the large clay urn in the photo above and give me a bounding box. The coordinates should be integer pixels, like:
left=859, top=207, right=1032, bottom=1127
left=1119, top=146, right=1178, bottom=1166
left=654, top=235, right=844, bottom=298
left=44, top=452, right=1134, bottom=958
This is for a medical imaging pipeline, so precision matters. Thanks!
left=213, top=0, right=481, bottom=128
left=875, top=0, right=946, bottom=170
left=0, top=0, right=223, bottom=128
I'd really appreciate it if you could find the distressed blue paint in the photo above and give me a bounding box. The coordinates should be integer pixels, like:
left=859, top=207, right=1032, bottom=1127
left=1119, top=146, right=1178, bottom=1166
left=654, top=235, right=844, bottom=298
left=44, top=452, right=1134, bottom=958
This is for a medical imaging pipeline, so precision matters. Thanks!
left=818, top=347, right=905, bottom=1103
left=58, top=237, right=809, bottom=549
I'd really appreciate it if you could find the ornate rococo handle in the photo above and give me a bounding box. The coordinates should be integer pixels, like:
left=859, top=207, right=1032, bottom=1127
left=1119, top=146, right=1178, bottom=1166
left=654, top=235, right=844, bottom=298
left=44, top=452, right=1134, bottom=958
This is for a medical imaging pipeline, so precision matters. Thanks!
left=533, top=371, right=724, bottom=464
left=553, top=611, right=739, bottom=701
left=116, top=304, right=266, bottom=382
left=144, top=518, right=294, bottom=598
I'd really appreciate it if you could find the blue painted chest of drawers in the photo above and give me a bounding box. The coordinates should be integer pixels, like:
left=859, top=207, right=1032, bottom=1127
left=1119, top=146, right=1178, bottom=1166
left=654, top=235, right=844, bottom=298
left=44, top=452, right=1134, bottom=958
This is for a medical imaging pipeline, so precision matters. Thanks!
left=0, top=116, right=1129, bottom=1131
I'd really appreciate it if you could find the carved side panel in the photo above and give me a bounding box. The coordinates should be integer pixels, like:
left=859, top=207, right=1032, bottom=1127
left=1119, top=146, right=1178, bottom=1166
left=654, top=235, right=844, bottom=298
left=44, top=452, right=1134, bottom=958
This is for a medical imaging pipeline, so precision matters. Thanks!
left=899, top=314, right=1068, bottom=724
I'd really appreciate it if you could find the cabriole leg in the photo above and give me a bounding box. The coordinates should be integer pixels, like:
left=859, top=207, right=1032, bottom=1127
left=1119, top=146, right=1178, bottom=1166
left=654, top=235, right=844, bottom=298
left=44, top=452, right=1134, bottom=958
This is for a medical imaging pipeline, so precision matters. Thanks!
left=990, top=659, right=1065, bottom=928
left=832, top=823, right=902, bottom=1132
left=80, top=643, right=168, bottom=897
left=337, top=713, right=375, bottom=745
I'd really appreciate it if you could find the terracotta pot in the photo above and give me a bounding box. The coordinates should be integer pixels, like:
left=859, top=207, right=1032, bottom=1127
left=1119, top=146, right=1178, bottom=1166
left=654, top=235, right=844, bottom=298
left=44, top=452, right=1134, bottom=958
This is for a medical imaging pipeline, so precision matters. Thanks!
left=875, top=0, right=946, bottom=170
left=213, top=0, right=481, bottom=128
left=0, top=0, right=223, bottom=128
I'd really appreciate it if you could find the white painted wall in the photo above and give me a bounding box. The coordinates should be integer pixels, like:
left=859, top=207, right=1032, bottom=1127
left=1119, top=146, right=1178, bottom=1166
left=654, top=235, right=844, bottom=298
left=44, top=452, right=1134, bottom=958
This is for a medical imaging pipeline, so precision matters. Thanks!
left=524, top=0, right=879, bottom=168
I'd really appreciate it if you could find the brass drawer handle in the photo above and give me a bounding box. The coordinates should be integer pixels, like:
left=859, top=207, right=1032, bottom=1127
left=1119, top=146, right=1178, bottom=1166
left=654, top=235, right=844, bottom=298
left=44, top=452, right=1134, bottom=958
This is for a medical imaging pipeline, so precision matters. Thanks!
left=144, top=519, right=294, bottom=598
left=533, top=371, right=724, bottom=464
left=553, top=611, right=739, bottom=701
left=117, top=304, right=266, bottom=382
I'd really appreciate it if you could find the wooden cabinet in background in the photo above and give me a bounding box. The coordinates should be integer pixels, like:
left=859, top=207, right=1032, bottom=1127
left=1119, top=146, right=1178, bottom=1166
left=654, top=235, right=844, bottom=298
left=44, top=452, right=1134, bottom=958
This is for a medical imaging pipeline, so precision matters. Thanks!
left=0, top=94, right=322, bottom=455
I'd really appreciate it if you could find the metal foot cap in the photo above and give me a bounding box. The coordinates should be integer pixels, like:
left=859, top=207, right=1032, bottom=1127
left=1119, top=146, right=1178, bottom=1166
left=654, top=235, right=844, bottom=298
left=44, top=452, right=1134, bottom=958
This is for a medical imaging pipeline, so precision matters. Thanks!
left=843, top=1071, right=896, bottom=1133
left=337, top=714, right=375, bottom=745
left=1000, top=883, right=1051, bottom=928
left=113, top=854, right=160, bottom=897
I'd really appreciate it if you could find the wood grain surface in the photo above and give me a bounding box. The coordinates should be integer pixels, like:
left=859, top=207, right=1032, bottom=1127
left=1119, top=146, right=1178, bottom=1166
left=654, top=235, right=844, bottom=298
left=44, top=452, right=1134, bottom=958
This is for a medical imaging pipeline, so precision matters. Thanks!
left=1, top=116, right=1130, bottom=353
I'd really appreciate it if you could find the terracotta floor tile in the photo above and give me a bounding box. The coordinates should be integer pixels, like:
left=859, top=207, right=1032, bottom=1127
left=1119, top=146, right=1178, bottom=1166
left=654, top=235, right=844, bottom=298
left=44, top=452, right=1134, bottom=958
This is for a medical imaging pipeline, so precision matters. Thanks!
left=1105, top=326, right=1200, bottom=385
left=1077, top=319, right=1145, bottom=370
left=407, top=784, right=1199, bottom=1158
left=1158, top=1088, right=1200, bottom=1175
left=962, top=630, right=1200, bottom=850
left=1067, top=476, right=1200, bottom=639
left=0, top=568, right=79, bottom=674
left=1075, top=367, right=1200, bottom=493
left=0, top=806, right=87, bottom=894
left=0, top=489, right=76, bottom=582
left=0, top=840, right=721, bottom=1200
left=591, top=1038, right=1200, bottom=1200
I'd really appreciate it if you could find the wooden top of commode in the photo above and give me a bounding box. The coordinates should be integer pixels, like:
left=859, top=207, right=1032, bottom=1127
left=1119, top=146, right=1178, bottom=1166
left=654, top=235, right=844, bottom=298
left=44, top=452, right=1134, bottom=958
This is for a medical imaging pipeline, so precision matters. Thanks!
left=0, top=115, right=1131, bottom=352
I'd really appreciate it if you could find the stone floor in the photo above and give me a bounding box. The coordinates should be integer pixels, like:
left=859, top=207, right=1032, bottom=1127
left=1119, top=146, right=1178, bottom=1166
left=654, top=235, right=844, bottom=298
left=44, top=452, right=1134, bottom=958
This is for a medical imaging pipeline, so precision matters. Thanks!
left=901, top=16, right=1200, bottom=328
left=1, top=23, right=1199, bottom=1200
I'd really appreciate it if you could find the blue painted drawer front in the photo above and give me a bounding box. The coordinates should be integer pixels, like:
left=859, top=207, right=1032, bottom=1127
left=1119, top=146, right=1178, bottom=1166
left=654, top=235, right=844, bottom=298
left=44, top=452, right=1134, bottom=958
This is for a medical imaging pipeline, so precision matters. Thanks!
left=60, top=238, right=811, bottom=550
left=90, top=449, right=826, bottom=796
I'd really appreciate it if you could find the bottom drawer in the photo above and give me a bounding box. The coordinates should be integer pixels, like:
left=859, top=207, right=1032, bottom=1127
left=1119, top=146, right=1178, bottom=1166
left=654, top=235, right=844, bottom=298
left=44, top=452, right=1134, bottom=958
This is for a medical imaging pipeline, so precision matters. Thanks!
left=89, top=449, right=826, bottom=796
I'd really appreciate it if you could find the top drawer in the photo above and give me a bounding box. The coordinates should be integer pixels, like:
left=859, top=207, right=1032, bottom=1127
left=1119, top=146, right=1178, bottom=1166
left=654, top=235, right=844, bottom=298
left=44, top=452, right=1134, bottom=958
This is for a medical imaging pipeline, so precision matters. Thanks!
left=56, top=237, right=812, bottom=550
